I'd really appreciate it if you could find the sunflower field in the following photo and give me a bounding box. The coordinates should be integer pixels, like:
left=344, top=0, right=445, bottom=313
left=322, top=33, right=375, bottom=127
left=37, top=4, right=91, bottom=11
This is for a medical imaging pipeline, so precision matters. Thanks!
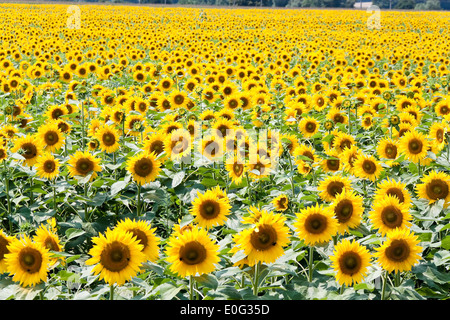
left=0, top=3, right=449, bottom=302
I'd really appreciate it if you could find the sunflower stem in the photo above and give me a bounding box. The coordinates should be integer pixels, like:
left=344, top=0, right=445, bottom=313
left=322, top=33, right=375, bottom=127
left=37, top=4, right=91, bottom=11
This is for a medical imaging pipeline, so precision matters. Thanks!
left=308, top=246, right=314, bottom=282
left=246, top=172, right=252, bottom=203
left=137, top=183, right=142, bottom=216
left=109, top=284, right=115, bottom=300
left=29, top=175, right=34, bottom=205
left=81, top=101, right=85, bottom=150
left=287, top=153, right=296, bottom=199
left=381, top=270, right=389, bottom=300
left=253, top=261, right=260, bottom=296
left=189, top=275, right=195, bottom=300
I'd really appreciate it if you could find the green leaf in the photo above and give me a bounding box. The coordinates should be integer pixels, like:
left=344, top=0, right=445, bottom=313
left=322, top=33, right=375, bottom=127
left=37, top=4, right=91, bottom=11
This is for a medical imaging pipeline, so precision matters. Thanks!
left=172, top=170, right=185, bottom=188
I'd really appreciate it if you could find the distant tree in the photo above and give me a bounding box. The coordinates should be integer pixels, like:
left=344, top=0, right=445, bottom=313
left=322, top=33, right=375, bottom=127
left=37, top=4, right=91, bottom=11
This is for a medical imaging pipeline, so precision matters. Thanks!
left=395, top=0, right=416, bottom=8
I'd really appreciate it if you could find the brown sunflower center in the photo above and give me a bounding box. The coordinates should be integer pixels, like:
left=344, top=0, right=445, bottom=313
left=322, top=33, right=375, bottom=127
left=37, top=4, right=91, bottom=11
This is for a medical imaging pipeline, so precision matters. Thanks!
left=362, top=160, right=376, bottom=174
left=326, top=159, right=340, bottom=171
left=250, top=224, right=278, bottom=250
left=44, top=131, right=59, bottom=146
left=425, top=179, right=449, bottom=200
left=102, top=132, right=116, bottom=146
left=305, top=122, right=316, bottom=133
left=436, top=129, right=444, bottom=143
left=200, top=200, right=220, bottom=219
left=334, top=199, right=353, bottom=223
left=44, top=236, right=59, bottom=251
left=173, top=95, right=185, bottom=105
left=134, top=158, right=153, bottom=177
left=305, top=213, right=328, bottom=234
left=408, top=138, right=423, bottom=154
left=385, top=239, right=410, bottom=262
left=326, top=181, right=344, bottom=197
left=75, top=158, right=94, bottom=175
left=21, top=143, right=38, bottom=159
left=19, top=247, right=42, bottom=274
left=339, top=251, right=362, bottom=275
left=100, top=241, right=131, bottom=272
left=381, top=205, right=403, bottom=228
left=43, top=160, right=56, bottom=173
left=233, top=163, right=244, bottom=176
left=385, top=144, right=398, bottom=159
left=386, top=188, right=405, bottom=203
left=0, top=236, right=10, bottom=260
left=150, top=141, right=164, bottom=155
left=129, top=228, right=148, bottom=249
left=179, top=241, right=207, bottom=265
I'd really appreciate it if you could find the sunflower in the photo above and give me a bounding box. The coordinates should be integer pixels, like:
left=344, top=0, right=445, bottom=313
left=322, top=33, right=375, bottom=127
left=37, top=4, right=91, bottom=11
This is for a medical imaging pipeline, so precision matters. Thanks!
left=377, top=137, right=399, bottom=163
left=317, top=174, right=353, bottom=202
left=164, top=128, right=192, bottom=161
left=398, top=129, right=429, bottom=164
left=126, top=151, right=161, bottom=185
left=416, top=170, right=450, bottom=207
left=67, top=150, right=102, bottom=181
left=374, top=178, right=412, bottom=209
left=45, top=104, right=68, bottom=121
left=294, top=203, right=338, bottom=246
left=330, top=239, right=372, bottom=286
left=85, top=227, right=146, bottom=286
left=0, top=145, right=7, bottom=162
left=320, top=149, right=342, bottom=173
left=299, top=116, right=320, bottom=138
left=115, top=218, right=160, bottom=262
left=11, top=134, right=42, bottom=167
left=330, top=189, right=364, bottom=234
left=124, top=114, right=146, bottom=137
left=341, top=145, right=362, bottom=175
left=0, top=229, right=13, bottom=273
left=374, top=228, right=422, bottom=273
left=333, top=132, right=356, bottom=154
left=200, top=134, right=224, bottom=162
left=33, top=219, right=63, bottom=266
left=233, top=210, right=290, bottom=266
left=142, top=132, right=168, bottom=161
left=95, top=125, right=120, bottom=153
left=369, top=194, right=412, bottom=236
left=353, top=154, right=383, bottom=182
left=190, top=190, right=231, bottom=229
left=246, top=154, right=273, bottom=180
left=428, top=121, right=447, bottom=151
left=225, top=156, right=247, bottom=185
left=5, top=235, right=50, bottom=287
left=212, top=117, right=236, bottom=140
left=165, top=225, right=220, bottom=278
left=293, top=143, right=318, bottom=172
left=35, top=153, right=60, bottom=180
left=272, top=194, right=289, bottom=212
left=168, top=90, right=188, bottom=109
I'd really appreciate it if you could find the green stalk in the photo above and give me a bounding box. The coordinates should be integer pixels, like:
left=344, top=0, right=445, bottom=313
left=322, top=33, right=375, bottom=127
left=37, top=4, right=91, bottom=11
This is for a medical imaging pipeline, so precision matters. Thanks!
left=137, top=183, right=142, bottom=216
left=308, top=246, right=314, bottom=282
left=253, top=261, right=260, bottom=296
left=189, top=275, right=195, bottom=300
left=110, top=284, right=115, bottom=300
left=381, top=270, right=389, bottom=300
left=287, top=153, right=296, bottom=198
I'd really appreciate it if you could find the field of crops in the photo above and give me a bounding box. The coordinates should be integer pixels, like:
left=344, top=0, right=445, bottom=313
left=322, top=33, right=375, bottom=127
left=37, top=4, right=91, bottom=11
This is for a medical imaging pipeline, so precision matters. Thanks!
left=0, top=3, right=449, bottom=301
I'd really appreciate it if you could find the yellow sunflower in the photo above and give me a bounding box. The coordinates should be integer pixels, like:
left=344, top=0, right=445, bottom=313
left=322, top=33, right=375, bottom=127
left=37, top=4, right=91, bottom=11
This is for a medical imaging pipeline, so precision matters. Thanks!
left=374, top=228, right=422, bottom=273
left=416, top=170, right=450, bottom=207
left=67, top=150, right=102, bottom=182
left=33, top=219, right=64, bottom=266
left=11, top=134, right=43, bottom=167
left=0, top=229, right=14, bottom=273
left=317, top=174, right=353, bottom=202
left=165, top=225, right=220, bottom=278
left=190, top=190, right=231, bottom=229
left=398, top=129, right=429, bottom=164
left=330, top=239, right=372, bottom=286
left=369, top=194, right=412, bottom=236
left=374, top=178, right=412, bottom=209
left=299, top=116, right=320, bottom=138
left=330, top=189, right=364, bottom=235
left=233, top=210, right=290, bottom=266
left=35, top=153, right=60, bottom=180
left=353, top=154, right=383, bottom=182
left=294, top=203, right=338, bottom=246
left=115, top=218, right=160, bottom=262
left=5, top=235, right=50, bottom=287
left=85, top=227, right=146, bottom=286
left=164, top=128, right=192, bottom=161
left=95, top=125, right=120, bottom=154
left=126, top=152, right=161, bottom=186
left=272, top=194, right=289, bottom=212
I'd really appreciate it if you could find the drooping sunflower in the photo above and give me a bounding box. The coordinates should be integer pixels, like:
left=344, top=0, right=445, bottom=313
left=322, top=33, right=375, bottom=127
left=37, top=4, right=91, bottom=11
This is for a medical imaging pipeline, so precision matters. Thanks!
left=369, top=194, right=412, bottom=236
left=272, top=194, right=289, bottom=212
left=353, top=154, right=383, bottom=182
left=35, top=153, right=60, bottom=180
left=330, top=239, right=372, bottom=286
left=374, top=177, right=412, bottom=209
left=67, top=150, right=102, bottom=181
left=95, top=125, right=120, bottom=154
left=294, top=203, right=339, bottom=246
left=190, top=190, right=231, bottom=229
left=85, top=227, right=146, bottom=286
left=5, top=235, right=50, bottom=287
left=317, top=174, right=353, bottom=202
left=416, top=170, right=450, bottom=207
left=0, top=229, right=13, bottom=273
left=165, top=225, right=220, bottom=278
left=11, top=134, right=42, bottom=167
left=115, top=218, right=160, bottom=262
left=233, top=210, right=290, bottom=266
left=398, top=129, right=429, bottom=164
left=330, top=189, right=364, bottom=235
left=374, top=228, right=422, bottom=273
left=126, top=151, right=161, bottom=186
